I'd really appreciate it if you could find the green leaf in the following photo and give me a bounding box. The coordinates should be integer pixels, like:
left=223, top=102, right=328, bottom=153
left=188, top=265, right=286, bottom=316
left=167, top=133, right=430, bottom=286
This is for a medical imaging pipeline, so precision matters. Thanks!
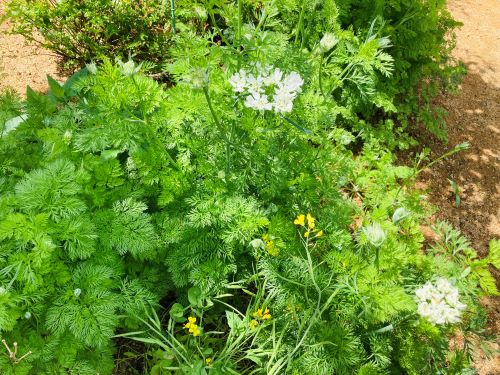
left=169, top=303, right=185, bottom=322
left=2, top=114, right=26, bottom=135
left=281, top=115, right=312, bottom=134
left=100, top=149, right=122, bottom=160
left=188, top=286, right=203, bottom=307
left=460, top=267, right=471, bottom=279
left=488, top=239, right=500, bottom=269
left=225, top=310, right=243, bottom=331
left=63, top=67, right=89, bottom=96
left=474, top=267, right=499, bottom=296
left=47, top=75, right=65, bottom=99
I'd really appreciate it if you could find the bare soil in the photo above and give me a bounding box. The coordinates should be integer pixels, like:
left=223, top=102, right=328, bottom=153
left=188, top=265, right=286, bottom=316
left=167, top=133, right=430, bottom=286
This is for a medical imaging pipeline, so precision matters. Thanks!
left=403, top=0, right=500, bottom=373
left=0, top=1, right=65, bottom=96
left=0, top=0, right=498, bottom=372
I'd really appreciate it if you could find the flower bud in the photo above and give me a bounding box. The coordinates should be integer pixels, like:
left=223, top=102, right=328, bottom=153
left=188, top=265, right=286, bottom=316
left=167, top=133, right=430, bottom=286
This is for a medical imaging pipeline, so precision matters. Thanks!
left=73, top=288, right=82, bottom=298
left=250, top=238, right=265, bottom=250
left=362, top=223, right=386, bottom=247
left=186, top=69, right=207, bottom=89
left=63, top=130, right=73, bottom=144
left=392, top=207, right=410, bottom=224
left=86, top=62, right=98, bottom=75
left=320, top=33, right=338, bottom=52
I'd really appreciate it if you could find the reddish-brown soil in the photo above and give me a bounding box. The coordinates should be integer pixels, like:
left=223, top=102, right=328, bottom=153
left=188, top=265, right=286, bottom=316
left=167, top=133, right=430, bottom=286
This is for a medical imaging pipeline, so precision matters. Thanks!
left=0, top=0, right=498, bottom=372
left=0, top=0, right=65, bottom=96
left=404, top=0, right=500, bottom=373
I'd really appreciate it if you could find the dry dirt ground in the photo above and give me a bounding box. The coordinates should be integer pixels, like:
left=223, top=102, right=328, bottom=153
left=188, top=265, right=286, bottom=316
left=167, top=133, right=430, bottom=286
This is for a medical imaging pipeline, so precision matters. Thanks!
left=0, top=0, right=499, bottom=372
left=404, top=0, right=500, bottom=373
left=0, top=1, right=64, bottom=95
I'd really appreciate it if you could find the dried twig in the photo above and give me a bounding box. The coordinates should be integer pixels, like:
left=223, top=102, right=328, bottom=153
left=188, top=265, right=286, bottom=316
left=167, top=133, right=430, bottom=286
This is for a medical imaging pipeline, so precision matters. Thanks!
left=2, top=339, right=32, bottom=364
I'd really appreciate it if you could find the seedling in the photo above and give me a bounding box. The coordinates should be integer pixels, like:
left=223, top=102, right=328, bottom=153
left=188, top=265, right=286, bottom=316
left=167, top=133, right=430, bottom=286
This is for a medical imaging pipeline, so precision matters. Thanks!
left=448, top=178, right=461, bottom=208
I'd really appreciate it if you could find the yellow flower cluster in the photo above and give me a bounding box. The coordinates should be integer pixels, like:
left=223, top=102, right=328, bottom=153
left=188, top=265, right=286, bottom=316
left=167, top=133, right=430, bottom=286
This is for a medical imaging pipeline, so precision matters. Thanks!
left=250, top=307, right=271, bottom=329
left=184, top=316, right=201, bottom=337
left=262, top=233, right=279, bottom=256
left=294, top=213, right=324, bottom=238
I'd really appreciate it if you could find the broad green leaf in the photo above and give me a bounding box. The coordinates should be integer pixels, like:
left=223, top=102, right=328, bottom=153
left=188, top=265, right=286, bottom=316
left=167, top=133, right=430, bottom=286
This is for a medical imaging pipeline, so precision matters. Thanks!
left=225, top=310, right=243, bottom=331
left=169, top=303, right=185, bottom=322
left=47, top=75, right=65, bottom=99
left=188, top=286, right=203, bottom=307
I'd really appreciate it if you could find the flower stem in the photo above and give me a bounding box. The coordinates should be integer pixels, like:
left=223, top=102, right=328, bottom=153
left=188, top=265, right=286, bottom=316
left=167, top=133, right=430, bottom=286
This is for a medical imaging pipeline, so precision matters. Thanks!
left=319, top=55, right=327, bottom=100
left=170, top=0, right=176, bottom=35
left=203, top=86, right=232, bottom=174
left=295, top=3, right=307, bottom=46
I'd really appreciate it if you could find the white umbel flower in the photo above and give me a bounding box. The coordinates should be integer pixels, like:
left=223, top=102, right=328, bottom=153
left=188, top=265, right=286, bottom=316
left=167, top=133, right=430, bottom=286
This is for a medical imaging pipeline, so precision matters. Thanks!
left=264, top=68, right=283, bottom=86
left=415, top=278, right=466, bottom=325
left=245, top=93, right=273, bottom=111
left=229, top=64, right=304, bottom=114
left=281, top=72, right=304, bottom=94
left=229, top=69, right=248, bottom=92
left=246, top=74, right=266, bottom=95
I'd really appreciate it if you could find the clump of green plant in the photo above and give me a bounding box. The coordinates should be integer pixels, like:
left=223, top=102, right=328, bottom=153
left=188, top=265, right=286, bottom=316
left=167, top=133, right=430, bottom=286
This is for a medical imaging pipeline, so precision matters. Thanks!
left=0, top=2, right=496, bottom=374
left=270, top=0, right=464, bottom=140
left=2, top=0, right=206, bottom=71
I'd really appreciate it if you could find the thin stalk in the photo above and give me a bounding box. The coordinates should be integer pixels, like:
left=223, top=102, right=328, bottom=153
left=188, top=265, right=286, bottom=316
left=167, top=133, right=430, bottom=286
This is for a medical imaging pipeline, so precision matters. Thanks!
left=203, top=86, right=224, bottom=134
left=394, top=142, right=470, bottom=201
left=165, top=149, right=181, bottom=171
left=170, top=0, right=177, bottom=35
left=318, top=55, right=327, bottom=100
left=203, top=86, right=232, bottom=173
left=208, top=8, right=233, bottom=47
left=237, top=0, right=242, bottom=45
left=236, top=0, right=243, bottom=69
left=416, top=143, right=470, bottom=175
left=295, top=2, right=307, bottom=46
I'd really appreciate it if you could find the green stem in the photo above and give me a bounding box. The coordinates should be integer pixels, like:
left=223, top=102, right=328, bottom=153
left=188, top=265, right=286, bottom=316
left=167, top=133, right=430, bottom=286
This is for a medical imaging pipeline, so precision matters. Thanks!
left=208, top=8, right=233, bottom=47
left=203, top=86, right=232, bottom=173
left=295, top=3, right=307, bottom=46
left=318, top=55, right=327, bottom=100
left=165, top=149, right=180, bottom=171
left=416, top=143, right=470, bottom=175
left=203, top=86, right=224, bottom=133
left=170, top=0, right=177, bottom=35
left=394, top=143, right=469, bottom=201
left=237, top=0, right=242, bottom=45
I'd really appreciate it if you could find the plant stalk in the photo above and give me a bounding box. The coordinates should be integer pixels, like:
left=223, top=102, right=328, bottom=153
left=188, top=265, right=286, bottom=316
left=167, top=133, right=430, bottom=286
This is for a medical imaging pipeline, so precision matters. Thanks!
left=170, top=0, right=177, bottom=35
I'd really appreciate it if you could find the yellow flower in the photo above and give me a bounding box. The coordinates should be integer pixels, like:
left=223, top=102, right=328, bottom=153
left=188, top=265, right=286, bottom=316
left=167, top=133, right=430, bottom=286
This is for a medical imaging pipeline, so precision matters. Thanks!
left=306, top=213, right=316, bottom=229
left=205, top=357, right=213, bottom=364
left=253, top=307, right=271, bottom=321
left=250, top=319, right=259, bottom=329
left=184, top=316, right=201, bottom=336
left=253, top=308, right=263, bottom=318
left=184, top=316, right=197, bottom=330
left=294, top=214, right=305, bottom=226
left=192, top=327, right=201, bottom=336
left=265, top=240, right=279, bottom=256
left=304, top=231, right=310, bottom=238
left=315, top=230, right=324, bottom=237
left=262, top=308, right=271, bottom=320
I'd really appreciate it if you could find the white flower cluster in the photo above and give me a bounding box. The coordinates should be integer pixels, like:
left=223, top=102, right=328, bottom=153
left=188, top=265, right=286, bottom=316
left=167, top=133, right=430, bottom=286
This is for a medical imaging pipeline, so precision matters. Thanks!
left=415, top=278, right=466, bottom=325
left=229, top=65, right=304, bottom=114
